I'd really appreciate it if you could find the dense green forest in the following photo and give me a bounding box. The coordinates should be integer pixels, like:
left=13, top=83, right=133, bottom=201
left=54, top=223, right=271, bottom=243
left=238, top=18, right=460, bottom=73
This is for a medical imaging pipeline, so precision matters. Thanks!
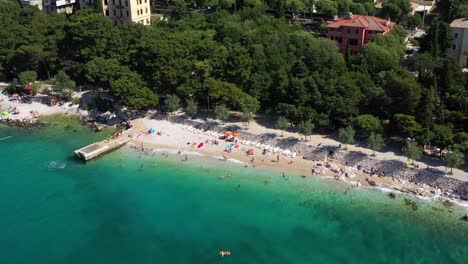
left=0, top=0, right=466, bottom=158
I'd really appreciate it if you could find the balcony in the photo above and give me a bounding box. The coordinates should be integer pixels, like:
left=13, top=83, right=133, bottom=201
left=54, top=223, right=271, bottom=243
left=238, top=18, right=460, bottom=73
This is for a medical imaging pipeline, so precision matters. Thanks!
left=56, top=0, right=76, bottom=6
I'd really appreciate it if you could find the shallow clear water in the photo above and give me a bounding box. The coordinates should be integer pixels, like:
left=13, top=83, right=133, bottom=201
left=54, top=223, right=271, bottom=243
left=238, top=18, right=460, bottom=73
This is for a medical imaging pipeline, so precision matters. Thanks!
left=1, top=121, right=468, bottom=263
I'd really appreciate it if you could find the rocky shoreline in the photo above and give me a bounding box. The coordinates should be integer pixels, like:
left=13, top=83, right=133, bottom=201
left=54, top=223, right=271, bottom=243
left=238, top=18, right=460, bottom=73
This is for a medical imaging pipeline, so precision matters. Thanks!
left=0, top=115, right=44, bottom=127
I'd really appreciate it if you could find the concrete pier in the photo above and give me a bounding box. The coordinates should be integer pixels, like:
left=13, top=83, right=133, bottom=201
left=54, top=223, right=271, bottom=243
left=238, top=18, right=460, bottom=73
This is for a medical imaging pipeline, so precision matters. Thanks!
left=75, top=134, right=130, bottom=161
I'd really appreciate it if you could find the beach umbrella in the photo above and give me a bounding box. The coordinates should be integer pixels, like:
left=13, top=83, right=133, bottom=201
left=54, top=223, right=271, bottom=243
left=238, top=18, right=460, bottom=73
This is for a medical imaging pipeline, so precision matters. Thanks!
left=233, top=132, right=240, bottom=138
left=224, top=131, right=232, bottom=136
left=225, top=144, right=232, bottom=149
left=12, top=93, right=19, bottom=98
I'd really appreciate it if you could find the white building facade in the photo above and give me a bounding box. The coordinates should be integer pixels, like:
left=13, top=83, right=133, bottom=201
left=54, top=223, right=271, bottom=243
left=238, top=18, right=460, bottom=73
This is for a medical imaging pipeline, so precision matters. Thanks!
left=447, top=18, right=468, bottom=68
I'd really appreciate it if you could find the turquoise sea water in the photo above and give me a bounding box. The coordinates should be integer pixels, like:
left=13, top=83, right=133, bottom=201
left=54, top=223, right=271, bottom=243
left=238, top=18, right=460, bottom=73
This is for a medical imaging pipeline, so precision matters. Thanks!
left=1, top=120, right=468, bottom=264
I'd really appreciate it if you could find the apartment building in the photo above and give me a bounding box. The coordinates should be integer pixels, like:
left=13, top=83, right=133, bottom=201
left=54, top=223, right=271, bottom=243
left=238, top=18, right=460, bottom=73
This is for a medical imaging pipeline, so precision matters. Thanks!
left=327, top=13, right=395, bottom=55
left=102, top=0, right=151, bottom=25
left=447, top=17, right=468, bottom=68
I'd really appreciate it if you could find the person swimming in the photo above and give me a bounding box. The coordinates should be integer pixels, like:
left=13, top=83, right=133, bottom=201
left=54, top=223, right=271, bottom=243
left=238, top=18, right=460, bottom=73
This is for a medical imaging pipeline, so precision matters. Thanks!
left=219, top=250, right=231, bottom=257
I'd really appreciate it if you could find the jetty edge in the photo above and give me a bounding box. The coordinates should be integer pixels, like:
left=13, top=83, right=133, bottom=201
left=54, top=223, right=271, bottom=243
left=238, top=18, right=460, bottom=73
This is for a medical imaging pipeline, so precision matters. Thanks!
left=74, top=128, right=132, bottom=161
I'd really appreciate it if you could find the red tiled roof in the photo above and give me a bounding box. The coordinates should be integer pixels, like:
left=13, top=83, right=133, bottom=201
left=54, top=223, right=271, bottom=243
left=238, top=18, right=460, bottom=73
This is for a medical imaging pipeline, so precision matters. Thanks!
left=327, top=15, right=395, bottom=32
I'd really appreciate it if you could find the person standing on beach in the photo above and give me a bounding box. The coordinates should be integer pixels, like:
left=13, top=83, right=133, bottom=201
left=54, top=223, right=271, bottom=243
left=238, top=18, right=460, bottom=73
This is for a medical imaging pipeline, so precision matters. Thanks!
left=277, top=155, right=280, bottom=162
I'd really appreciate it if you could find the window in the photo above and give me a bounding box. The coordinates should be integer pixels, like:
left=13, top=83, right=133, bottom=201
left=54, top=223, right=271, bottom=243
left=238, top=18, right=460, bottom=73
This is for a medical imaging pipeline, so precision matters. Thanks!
left=105, top=10, right=109, bottom=16
left=113, top=9, right=116, bottom=16
left=336, top=37, right=342, bottom=43
left=125, top=0, right=127, bottom=6
left=120, top=10, right=122, bottom=16
left=329, top=28, right=334, bottom=32
left=452, top=44, right=456, bottom=50
left=145, top=0, right=147, bottom=3
left=112, top=0, right=115, bottom=5
left=349, top=39, right=358, bottom=46
left=104, top=0, right=107, bottom=5
left=347, top=28, right=351, bottom=34
left=330, top=36, right=334, bottom=40
left=137, top=10, right=139, bottom=15
left=454, top=33, right=458, bottom=39
left=147, top=19, right=150, bottom=24
left=126, top=10, right=129, bottom=16
left=145, top=7, right=147, bottom=13
left=355, top=29, right=358, bottom=34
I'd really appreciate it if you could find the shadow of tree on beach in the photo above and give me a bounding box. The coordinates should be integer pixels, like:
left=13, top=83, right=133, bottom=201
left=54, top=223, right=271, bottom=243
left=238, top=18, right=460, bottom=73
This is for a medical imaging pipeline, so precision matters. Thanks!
left=414, top=169, right=446, bottom=186
left=276, top=137, right=299, bottom=149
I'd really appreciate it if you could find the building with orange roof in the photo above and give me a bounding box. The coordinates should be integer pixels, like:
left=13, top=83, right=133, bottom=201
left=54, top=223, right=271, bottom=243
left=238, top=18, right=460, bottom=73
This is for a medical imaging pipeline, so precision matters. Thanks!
left=326, top=13, right=396, bottom=55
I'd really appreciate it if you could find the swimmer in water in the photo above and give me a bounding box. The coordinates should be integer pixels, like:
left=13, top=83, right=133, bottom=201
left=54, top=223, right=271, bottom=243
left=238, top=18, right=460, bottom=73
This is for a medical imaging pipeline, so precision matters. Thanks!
left=139, top=164, right=144, bottom=170
left=152, top=162, right=157, bottom=166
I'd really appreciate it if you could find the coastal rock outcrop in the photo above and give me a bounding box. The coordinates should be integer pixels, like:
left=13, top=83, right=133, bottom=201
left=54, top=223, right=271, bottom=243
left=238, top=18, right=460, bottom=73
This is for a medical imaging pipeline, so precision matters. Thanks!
left=0, top=116, right=43, bottom=127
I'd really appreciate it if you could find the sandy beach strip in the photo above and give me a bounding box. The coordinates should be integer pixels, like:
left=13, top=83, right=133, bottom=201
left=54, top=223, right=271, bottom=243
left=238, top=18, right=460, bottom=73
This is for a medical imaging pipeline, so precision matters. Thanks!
left=128, top=118, right=443, bottom=200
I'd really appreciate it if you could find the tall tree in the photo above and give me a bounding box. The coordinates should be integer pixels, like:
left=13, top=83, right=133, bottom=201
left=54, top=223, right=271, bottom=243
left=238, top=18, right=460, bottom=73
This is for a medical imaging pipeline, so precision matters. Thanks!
left=298, top=119, right=314, bottom=141
left=165, top=94, right=181, bottom=114
left=431, top=125, right=454, bottom=154
left=338, top=126, right=355, bottom=150
left=110, top=76, right=159, bottom=109
left=214, top=104, right=230, bottom=122
left=419, top=20, right=452, bottom=58
left=355, top=114, right=382, bottom=140
left=185, top=98, right=198, bottom=118
left=367, top=132, right=385, bottom=156
left=52, top=70, right=75, bottom=100
left=276, top=116, right=289, bottom=137
left=403, top=140, right=421, bottom=165
left=18, top=71, right=37, bottom=86
left=442, top=150, right=464, bottom=174
left=417, top=86, right=436, bottom=128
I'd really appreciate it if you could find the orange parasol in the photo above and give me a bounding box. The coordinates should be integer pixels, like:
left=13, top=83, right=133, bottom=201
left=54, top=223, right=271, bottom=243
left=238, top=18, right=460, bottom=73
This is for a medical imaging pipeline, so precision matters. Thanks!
left=233, top=132, right=240, bottom=138
left=12, top=93, right=19, bottom=98
left=224, top=131, right=232, bottom=136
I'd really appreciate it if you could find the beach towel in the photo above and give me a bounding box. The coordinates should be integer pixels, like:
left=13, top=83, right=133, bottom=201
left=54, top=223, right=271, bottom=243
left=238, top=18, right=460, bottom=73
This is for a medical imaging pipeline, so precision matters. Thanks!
left=198, top=142, right=204, bottom=148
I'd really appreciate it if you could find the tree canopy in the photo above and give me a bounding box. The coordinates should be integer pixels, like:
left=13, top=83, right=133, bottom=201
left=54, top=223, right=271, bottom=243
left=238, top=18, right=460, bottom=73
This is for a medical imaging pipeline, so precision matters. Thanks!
left=0, top=1, right=465, bottom=160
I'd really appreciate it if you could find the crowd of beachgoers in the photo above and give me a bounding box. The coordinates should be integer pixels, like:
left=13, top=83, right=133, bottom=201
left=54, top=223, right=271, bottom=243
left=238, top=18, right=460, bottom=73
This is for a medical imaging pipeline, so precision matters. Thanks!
left=127, top=118, right=468, bottom=203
